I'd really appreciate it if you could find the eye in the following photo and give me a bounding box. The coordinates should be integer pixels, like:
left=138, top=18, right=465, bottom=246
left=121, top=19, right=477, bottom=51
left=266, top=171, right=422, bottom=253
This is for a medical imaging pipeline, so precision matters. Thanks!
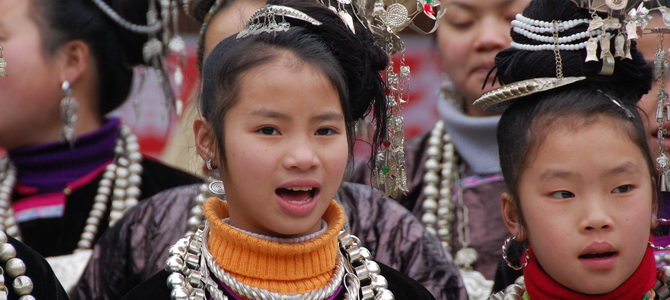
left=612, top=185, right=632, bottom=194
left=551, top=190, right=574, bottom=199
left=315, top=128, right=336, bottom=136
left=448, top=20, right=473, bottom=30
left=259, top=127, right=279, bottom=135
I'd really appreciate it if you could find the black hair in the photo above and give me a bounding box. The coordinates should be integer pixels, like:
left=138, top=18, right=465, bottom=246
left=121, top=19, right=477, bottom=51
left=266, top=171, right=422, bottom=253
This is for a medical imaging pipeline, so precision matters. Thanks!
left=31, top=0, right=162, bottom=116
left=493, top=0, right=656, bottom=225
left=200, top=0, right=388, bottom=166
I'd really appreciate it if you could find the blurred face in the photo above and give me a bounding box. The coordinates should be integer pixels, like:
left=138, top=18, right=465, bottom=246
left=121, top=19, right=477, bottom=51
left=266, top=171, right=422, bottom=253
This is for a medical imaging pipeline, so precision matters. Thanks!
left=203, top=0, right=265, bottom=59
left=437, top=0, right=529, bottom=116
left=637, top=17, right=667, bottom=164
left=0, top=0, right=63, bottom=149
left=221, top=53, right=348, bottom=237
left=511, top=118, right=654, bottom=294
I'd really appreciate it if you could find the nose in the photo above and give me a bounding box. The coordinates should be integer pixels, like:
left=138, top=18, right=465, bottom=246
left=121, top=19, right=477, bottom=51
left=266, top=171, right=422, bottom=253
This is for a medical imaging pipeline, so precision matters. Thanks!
left=282, top=138, right=320, bottom=172
left=474, top=16, right=510, bottom=52
left=580, top=196, right=614, bottom=233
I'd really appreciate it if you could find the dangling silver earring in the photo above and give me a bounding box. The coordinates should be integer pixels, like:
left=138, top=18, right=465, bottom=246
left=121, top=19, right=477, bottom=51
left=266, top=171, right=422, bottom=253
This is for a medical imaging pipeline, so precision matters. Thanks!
left=502, top=236, right=528, bottom=270
left=208, top=180, right=225, bottom=195
left=205, top=158, right=217, bottom=171
left=60, top=81, right=78, bottom=148
left=0, top=44, right=7, bottom=77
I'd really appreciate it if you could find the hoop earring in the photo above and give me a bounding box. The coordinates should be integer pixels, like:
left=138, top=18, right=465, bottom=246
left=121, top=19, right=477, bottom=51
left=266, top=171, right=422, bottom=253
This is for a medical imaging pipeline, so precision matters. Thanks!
left=60, top=81, right=78, bottom=148
left=649, top=240, right=670, bottom=251
left=205, top=159, right=218, bottom=171
left=0, top=44, right=7, bottom=77
left=502, top=236, right=528, bottom=270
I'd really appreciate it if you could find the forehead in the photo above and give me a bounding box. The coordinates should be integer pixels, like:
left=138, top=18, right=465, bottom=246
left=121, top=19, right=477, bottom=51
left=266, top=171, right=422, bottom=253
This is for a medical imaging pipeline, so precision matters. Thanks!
left=526, top=117, right=646, bottom=172
left=443, top=0, right=528, bottom=12
left=0, top=0, right=31, bottom=24
left=203, top=1, right=265, bottom=60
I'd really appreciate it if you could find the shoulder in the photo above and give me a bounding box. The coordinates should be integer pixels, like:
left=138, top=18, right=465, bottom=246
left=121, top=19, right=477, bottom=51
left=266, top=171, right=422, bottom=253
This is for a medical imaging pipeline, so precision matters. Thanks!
left=8, top=236, right=69, bottom=299
left=120, top=270, right=171, bottom=299
left=378, top=261, right=436, bottom=300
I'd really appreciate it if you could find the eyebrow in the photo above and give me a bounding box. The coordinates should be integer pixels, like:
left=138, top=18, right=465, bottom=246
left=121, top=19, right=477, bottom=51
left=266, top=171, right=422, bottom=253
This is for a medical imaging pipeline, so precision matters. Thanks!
left=250, top=109, right=290, bottom=121
left=310, top=112, right=344, bottom=122
left=448, top=0, right=516, bottom=11
left=538, top=169, right=576, bottom=182
left=249, top=109, right=344, bottom=122
left=538, top=162, right=641, bottom=182
left=604, top=162, right=640, bottom=177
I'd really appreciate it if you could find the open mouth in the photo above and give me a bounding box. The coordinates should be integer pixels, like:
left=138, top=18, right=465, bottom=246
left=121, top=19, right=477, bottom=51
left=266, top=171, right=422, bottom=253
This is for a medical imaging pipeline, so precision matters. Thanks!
left=275, top=187, right=317, bottom=204
left=578, top=252, right=617, bottom=259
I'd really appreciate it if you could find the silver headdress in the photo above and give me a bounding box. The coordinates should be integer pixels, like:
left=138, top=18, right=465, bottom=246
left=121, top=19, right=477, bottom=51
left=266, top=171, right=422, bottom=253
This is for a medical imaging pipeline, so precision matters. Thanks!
left=90, top=0, right=187, bottom=116
left=483, top=0, right=670, bottom=190
left=236, top=5, right=323, bottom=39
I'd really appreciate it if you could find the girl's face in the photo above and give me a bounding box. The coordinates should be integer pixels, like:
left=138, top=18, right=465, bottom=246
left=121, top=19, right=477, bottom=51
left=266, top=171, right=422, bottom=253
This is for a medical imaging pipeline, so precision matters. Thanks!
left=220, top=54, right=348, bottom=237
left=507, top=118, right=654, bottom=294
left=0, top=0, right=64, bottom=149
left=437, top=0, right=529, bottom=116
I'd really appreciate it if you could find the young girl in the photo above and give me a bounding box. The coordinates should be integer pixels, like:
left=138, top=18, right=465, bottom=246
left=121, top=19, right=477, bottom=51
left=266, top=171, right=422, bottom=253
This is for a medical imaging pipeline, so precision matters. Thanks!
left=479, top=0, right=668, bottom=297
left=119, top=0, right=435, bottom=298
left=74, top=0, right=463, bottom=298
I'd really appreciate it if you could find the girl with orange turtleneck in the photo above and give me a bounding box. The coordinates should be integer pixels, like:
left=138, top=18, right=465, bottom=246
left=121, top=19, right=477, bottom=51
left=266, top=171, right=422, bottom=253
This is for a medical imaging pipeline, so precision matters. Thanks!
left=120, top=0, right=435, bottom=299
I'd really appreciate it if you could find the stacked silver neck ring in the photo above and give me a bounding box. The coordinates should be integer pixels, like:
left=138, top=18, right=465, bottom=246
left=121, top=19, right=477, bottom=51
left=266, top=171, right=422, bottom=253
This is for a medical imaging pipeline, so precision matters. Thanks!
left=165, top=224, right=394, bottom=300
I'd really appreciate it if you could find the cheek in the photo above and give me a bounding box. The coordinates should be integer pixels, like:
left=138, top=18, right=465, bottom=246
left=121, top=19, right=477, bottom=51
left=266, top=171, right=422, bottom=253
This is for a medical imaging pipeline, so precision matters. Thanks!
left=438, top=34, right=469, bottom=73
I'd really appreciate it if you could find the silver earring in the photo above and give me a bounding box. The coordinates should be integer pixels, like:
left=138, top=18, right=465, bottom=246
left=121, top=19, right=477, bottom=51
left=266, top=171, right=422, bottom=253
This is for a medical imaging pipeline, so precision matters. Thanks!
left=502, top=236, right=528, bottom=270
left=0, top=44, right=7, bottom=77
left=208, top=180, right=225, bottom=195
left=205, top=159, right=217, bottom=171
left=60, top=81, right=78, bottom=148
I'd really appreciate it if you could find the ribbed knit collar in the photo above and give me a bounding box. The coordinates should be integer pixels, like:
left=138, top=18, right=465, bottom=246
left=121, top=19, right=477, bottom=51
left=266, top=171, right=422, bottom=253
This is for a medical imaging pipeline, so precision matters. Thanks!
left=203, top=198, right=344, bottom=294
left=437, top=93, right=501, bottom=174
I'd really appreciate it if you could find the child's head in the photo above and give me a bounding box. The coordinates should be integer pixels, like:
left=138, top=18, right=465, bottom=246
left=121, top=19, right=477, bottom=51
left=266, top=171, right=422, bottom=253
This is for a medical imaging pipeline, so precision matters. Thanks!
left=499, top=87, right=657, bottom=294
left=488, top=0, right=657, bottom=294
left=193, top=0, right=387, bottom=237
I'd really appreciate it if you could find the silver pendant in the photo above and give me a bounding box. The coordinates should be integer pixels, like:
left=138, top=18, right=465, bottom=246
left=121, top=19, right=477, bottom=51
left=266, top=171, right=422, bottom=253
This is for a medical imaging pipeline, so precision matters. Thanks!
left=585, top=37, right=599, bottom=62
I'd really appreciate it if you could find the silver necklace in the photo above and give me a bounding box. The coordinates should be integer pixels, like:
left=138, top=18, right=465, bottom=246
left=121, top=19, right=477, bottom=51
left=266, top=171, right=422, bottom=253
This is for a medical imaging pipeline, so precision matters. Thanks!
left=166, top=224, right=394, bottom=300
left=489, top=272, right=667, bottom=300
left=0, top=126, right=143, bottom=251
left=0, top=231, right=35, bottom=300
left=420, top=120, right=493, bottom=299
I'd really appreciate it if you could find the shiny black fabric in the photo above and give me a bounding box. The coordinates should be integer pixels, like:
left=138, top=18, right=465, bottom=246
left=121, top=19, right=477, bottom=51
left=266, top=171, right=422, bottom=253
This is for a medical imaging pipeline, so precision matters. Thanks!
left=73, top=182, right=465, bottom=300
left=352, top=130, right=509, bottom=280
left=8, top=235, right=70, bottom=299
left=16, top=157, right=201, bottom=257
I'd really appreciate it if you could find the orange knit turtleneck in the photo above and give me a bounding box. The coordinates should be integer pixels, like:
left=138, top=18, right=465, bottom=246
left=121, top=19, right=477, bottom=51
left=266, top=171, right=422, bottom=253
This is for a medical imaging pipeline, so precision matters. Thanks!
left=203, top=198, right=345, bottom=294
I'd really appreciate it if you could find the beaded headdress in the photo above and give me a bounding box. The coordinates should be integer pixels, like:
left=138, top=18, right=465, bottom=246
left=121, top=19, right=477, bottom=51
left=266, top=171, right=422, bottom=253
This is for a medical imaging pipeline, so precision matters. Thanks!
left=475, top=0, right=670, bottom=188
left=90, top=0, right=188, bottom=116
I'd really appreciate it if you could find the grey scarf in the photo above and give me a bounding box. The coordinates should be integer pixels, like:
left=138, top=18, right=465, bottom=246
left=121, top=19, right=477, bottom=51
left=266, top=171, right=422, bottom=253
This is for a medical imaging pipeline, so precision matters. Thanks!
left=437, top=95, right=501, bottom=174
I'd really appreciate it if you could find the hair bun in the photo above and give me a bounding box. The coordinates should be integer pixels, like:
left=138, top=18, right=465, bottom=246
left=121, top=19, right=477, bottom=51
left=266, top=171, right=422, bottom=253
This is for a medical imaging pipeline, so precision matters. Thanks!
left=494, top=0, right=651, bottom=103
left=268, top=0, right=389, bottom=121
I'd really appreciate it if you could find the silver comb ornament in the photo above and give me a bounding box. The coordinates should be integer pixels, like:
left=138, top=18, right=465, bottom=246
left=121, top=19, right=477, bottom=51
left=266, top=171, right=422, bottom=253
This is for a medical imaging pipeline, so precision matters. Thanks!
left=473, top=77, right=587, bottom=111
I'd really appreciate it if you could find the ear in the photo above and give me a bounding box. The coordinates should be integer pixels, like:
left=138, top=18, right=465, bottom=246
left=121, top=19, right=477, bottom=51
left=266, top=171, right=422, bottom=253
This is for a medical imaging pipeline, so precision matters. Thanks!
left=502, top=192, right=526, bottom=241
left=194, top=117, right=219, bottom=169
left=57, top=40, right=89, bottom=85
